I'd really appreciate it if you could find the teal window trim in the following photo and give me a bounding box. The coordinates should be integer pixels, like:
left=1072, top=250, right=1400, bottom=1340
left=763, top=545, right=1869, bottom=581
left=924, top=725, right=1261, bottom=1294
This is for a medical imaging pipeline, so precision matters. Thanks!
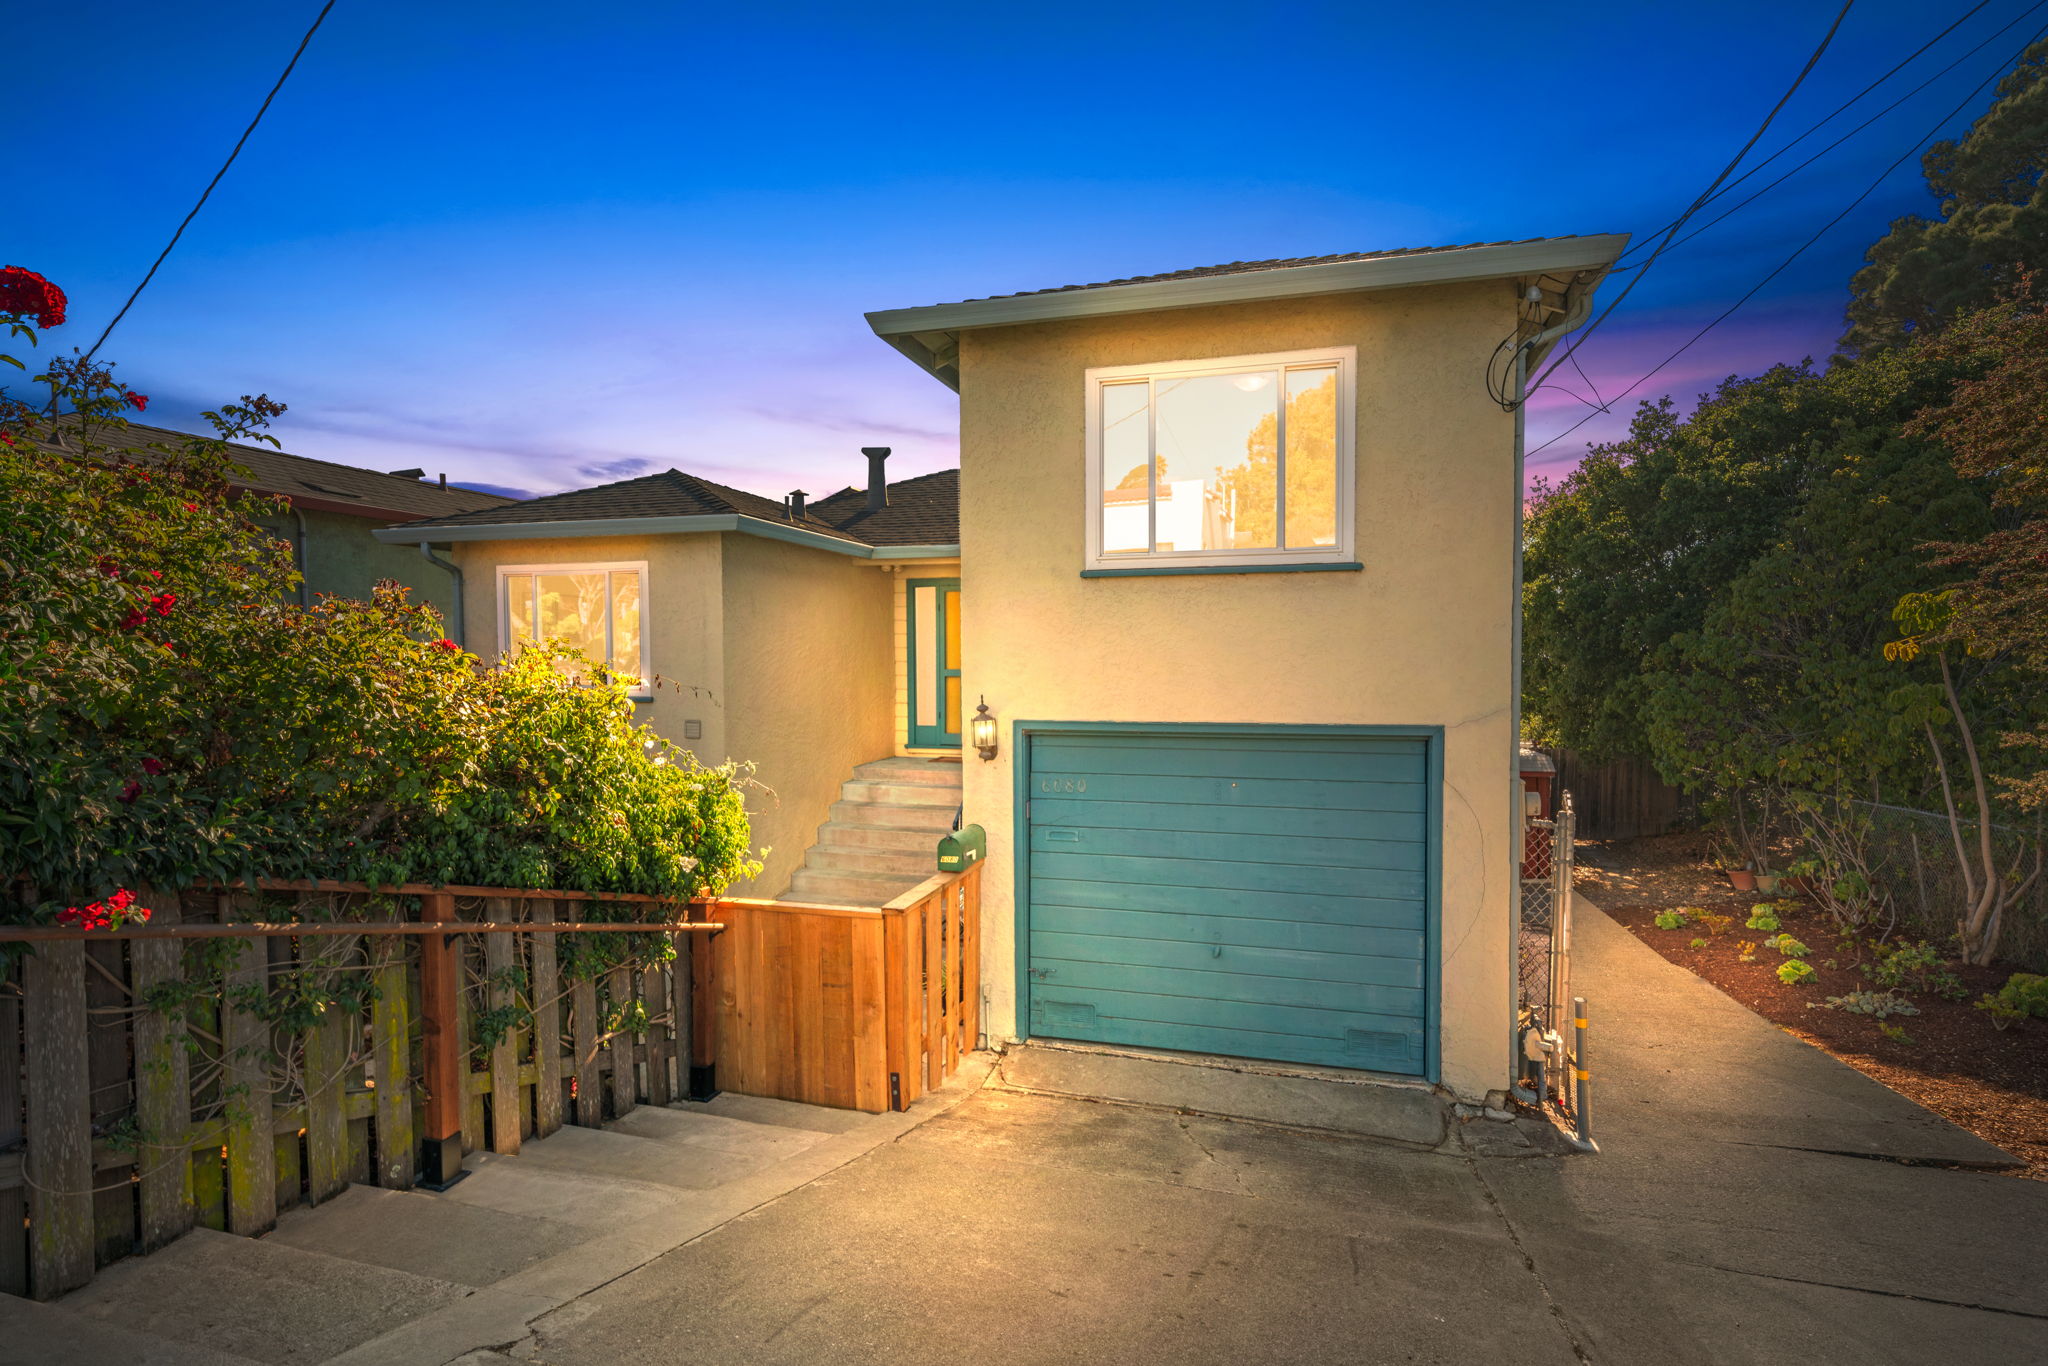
left=1010, top=720, right=1444, bottom=1086
left=905, top=577, right=962, bottom=748
left=1081, top=561, right=1363, bottom=579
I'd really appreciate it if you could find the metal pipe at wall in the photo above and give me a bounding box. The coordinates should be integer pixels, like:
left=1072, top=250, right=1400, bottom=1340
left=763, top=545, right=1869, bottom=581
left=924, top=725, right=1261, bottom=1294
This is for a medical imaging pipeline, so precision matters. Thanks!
left=420, top=541, right=464, bottom=648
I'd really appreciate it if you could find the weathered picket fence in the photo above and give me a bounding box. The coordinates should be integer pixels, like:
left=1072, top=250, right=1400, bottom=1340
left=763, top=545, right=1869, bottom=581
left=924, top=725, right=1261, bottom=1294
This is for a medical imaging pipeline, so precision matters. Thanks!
left=0, top=863, right=986, bottom=1302
left=0, top=882, right=714, bottom=1301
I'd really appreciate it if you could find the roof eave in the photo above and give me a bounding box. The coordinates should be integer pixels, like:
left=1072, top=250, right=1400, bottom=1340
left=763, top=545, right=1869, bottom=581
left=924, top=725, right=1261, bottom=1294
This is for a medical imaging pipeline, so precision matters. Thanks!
left=867, top=234, right=1631, bottom=385
left=373, top=513, right=960, bottom=561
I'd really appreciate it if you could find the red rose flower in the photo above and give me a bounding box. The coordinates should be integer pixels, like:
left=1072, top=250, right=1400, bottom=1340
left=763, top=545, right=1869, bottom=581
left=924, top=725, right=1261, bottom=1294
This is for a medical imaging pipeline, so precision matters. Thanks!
left=433, top=638, right=460, bottom=652
left=119, top=607, right=149, bottom=630
left=151, top=592, right=177, bottom=616
left=125, top=392, right=148, bottom=412
left=141, top=758, right=165, bottom=775
left=182, top=502, right=197, bottom=512
left=0, top=266, right=66, bottom=328
left=118, top=780, right=142, bottom=804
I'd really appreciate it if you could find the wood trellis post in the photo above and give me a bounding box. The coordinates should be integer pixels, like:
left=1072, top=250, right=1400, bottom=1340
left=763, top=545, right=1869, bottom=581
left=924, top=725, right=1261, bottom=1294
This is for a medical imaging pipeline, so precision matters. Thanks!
left=416, top=891, right=465, bottom=1188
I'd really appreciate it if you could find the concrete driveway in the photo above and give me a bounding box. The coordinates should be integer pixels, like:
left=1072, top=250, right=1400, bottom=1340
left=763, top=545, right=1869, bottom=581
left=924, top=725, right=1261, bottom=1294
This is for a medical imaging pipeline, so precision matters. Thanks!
left=511, top=902, right=2047, bottom=1366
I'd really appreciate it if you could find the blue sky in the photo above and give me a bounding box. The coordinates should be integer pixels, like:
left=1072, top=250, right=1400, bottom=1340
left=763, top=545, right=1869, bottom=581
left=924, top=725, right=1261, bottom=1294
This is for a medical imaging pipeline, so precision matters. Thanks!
left=15, top=1, right=2032, bottom=499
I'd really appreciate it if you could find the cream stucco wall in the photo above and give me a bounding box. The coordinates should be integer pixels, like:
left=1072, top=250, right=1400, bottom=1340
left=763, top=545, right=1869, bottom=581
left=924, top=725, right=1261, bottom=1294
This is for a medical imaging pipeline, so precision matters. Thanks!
left=450, top=530, right=894, bottom=899
left=719, top=533, right=894, bottom=896
left=956, top=281, right=1522, bottom=1100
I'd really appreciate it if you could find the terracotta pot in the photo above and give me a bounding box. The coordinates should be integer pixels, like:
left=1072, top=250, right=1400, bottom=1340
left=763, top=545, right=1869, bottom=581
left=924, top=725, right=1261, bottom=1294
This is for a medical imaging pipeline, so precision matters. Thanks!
left=1727, top=868, right=1758, bottom=891
left=1755, top=874, right=1781, bottom=894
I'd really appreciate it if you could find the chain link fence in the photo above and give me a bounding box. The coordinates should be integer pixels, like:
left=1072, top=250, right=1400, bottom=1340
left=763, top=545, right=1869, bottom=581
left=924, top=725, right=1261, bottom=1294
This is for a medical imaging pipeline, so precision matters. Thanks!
left=1519, top=793, right=1575, bottom=1032
left=1845, top=799, right=2048, bottom=972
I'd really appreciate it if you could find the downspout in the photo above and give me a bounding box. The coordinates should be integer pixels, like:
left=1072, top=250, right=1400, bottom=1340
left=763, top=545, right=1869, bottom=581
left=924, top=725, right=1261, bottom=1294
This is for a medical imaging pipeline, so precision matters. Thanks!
left=420, top=541, right=465, bottom=649
left=290, top=505, right=311, bottom=608
left=1508, top=286, right=1593, bottom=1097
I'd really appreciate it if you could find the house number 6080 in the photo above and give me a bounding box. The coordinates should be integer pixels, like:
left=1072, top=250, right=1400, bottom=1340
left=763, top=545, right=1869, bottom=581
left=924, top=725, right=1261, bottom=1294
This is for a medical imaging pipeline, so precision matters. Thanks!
left=1038, top=777, right=1088, bottom=793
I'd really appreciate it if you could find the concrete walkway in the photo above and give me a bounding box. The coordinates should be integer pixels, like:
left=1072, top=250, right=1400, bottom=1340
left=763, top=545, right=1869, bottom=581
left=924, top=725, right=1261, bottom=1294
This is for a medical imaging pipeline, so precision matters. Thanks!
left=8, top=897, right=2046, bottom=1365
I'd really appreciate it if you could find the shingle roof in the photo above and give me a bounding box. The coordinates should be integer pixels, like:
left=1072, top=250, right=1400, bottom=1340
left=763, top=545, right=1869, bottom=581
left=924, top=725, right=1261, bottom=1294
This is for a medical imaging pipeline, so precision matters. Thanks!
left=398, top=464, right=960, bottom=549
left=60, top=419, right=516, bottom=521
left=928, top=237, right=1587, bottom=308
left=811, top=469, right=958, bottom=546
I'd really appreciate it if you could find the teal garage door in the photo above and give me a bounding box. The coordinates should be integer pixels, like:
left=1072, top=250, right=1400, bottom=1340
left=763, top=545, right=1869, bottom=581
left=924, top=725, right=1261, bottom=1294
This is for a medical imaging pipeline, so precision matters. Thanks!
left=1024, top=731, right=1434, bottom=1076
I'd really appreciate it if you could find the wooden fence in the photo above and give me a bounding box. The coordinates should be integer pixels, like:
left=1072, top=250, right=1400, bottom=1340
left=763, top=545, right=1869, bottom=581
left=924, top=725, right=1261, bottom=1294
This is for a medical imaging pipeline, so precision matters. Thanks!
left=712, top=863, right=982, bottom=1113
left=0, top=883, right=710, bottom=1301
left=1549, top=748, right=1690, bottom=841
left=0, top=865, right=985, bottom=1302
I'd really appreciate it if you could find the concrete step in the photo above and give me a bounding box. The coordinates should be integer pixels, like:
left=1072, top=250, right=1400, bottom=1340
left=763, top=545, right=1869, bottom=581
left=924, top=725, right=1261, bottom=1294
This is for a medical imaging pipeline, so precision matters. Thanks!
left=807, top=843, right=936, bottom=876
left=812, top=819, right=940, bottom=852
left=839, top=779, right=961, bottom=807
left=852, top=757, right=965, bottom=787
left=830, top=800, right=959, bottom=831
left=787, top=866, right=928, bottom=906
left=55, top=1225, right=468, bottom=1364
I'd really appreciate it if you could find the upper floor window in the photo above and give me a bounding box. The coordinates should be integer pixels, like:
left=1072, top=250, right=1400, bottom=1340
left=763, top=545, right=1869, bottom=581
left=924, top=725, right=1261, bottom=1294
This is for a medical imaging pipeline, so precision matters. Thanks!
left=497, top=562, right=649, bottom=698
left=1085, top=347, right=1355, bottom=571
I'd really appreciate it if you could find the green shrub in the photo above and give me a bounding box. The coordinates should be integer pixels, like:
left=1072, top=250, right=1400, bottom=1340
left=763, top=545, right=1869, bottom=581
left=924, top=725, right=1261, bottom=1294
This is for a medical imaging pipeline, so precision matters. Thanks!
left=1689, top=937, right=1709, bottom=949
left=1864, top=940, right=1968, bottom=1000
left=1654, top=909, right=1690, bottom=931
left=1877, top=1022, right=1914, bottom=1045
left=1976, top=973, right=2048, bottom=1030
left=1745, top=904, right=1781, bottom=932
left=1812, top=989, right=1919, bottom=1019
left=1767, top=934, right=1811, bottom=959
left=1778, top=960, right=1816, bottom=986
left=0, top=311, right=759, bottom=914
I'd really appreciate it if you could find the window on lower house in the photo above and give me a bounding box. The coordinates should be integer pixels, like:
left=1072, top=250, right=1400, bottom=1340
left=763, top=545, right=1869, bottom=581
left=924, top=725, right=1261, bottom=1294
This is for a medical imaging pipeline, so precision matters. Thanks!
left=498, top=562, right=648, bottom=697
left=1086, top=347, right=1356, bottom=571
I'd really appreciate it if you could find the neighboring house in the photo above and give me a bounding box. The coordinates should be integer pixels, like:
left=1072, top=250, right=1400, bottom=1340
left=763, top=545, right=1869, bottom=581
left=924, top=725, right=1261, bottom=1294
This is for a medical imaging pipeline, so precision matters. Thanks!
left=373, top=458, right=963, bottom=903
left=380, top=233, right=1628, bottom=1104
left=78, top=420, right=516, bottom=626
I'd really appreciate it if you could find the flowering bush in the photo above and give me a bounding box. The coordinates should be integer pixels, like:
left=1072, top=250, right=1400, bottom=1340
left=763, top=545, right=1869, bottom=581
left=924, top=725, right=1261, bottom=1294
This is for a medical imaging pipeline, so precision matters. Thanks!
left=0, top=278, right=757, bottom=924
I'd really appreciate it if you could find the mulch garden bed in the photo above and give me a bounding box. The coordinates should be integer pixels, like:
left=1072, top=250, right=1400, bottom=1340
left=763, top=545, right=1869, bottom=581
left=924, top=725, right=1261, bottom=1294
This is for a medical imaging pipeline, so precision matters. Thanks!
left=1578, top=833, right=2048, bottom=1181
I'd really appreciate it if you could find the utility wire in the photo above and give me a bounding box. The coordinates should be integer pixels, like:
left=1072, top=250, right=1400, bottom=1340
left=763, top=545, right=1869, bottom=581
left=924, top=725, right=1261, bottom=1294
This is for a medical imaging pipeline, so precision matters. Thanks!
left=80, top=1, right=338, bottom=363
left=1653, top=0, right=2047, bottom=259
left=1517, top=1, right=1857, bottom=406
left=1523, top=26, right=2048, bottom=464
left=1614, top=0, right=1997, bottom=265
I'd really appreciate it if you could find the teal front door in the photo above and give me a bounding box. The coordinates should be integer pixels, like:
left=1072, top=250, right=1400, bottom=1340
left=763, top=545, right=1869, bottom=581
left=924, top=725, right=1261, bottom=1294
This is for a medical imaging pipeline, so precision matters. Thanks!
left=906, top=578, right=961, bottom=748
left=1023, top=729, right=1437, bottom=1076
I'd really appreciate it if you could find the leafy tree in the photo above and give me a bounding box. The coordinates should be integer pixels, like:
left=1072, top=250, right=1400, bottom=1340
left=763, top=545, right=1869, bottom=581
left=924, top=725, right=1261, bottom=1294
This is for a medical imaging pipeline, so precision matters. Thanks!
left=1842, top=39, right=2048, bottom=355
left=1221, top=371, right=1337, bottom=548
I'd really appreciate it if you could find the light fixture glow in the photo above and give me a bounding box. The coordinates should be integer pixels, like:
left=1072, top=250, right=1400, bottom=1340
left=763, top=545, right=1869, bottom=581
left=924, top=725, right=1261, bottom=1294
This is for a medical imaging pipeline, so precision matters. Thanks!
left=971, top=697, right=998, bottom=761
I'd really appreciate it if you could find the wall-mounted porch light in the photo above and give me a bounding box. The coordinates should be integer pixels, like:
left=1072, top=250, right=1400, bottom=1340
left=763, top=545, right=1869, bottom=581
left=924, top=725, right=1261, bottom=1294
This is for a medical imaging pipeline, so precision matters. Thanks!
left=970, top=697, right=998, bottom=761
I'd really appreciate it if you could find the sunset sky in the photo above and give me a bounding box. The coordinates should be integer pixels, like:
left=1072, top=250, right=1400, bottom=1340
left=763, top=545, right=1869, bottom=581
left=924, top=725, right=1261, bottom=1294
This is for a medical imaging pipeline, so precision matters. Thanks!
left=16, top=1, right=2030, bottom=500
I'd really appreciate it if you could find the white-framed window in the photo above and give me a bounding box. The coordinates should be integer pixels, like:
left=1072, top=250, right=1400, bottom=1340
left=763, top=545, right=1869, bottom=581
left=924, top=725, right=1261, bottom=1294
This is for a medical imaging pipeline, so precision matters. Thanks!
left=1084, top=346, right=1356, bottom=571
left=496, top=561, right=650, bottom=698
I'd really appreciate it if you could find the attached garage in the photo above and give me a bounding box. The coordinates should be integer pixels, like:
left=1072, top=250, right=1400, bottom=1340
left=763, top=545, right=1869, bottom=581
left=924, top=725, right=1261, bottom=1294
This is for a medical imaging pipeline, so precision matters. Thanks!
left=1019, top=727, right=1439, bottom=1079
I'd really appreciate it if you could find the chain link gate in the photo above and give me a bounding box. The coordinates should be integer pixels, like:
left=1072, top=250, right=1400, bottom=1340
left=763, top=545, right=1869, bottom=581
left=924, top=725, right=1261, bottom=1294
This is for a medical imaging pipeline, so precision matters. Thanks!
left=1518, top=791, right=1575, bottom=1044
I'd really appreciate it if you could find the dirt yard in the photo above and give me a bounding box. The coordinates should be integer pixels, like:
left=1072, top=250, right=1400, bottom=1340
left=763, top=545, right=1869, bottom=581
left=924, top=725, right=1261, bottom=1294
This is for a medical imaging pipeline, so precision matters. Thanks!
left=1578, top=833, right=2048, bottom=1179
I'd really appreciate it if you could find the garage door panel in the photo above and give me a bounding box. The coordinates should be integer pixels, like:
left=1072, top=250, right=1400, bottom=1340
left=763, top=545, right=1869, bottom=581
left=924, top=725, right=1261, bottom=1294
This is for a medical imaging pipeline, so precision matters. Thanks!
left=1032, top=850, right=1425, bottom=900
left=1032, top=740, right=1426, bottom=785
left=1029, top=994, right=1425, bottom=1074
left=1029, top=822, right=1423, bottom=871
left=1033, top=959, right=1423, bottom=1017
left=1031, top=931, right=1424, bottom=989
left=1031, top=771, right=1419, bottom=812
left=1030, top=797, right=1429, bottom=838
left=1026, top=731, right=1432, bottom=1077
left=1031, top=903, right=1426, bottom=958
left=1029, top=877, right=1424, bottom=929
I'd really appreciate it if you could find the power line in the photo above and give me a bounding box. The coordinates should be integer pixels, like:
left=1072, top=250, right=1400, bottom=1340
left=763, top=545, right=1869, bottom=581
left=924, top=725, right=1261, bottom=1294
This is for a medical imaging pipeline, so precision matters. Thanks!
left=1519, top=1, right=1858, bottom=406
left=1614, top=0, right=1998, bottom=265
left=1655, top=0, right=2048, bottom=258
left=1523, top=26, right=2048, bottom=464
left=80, top=2, right=339, bottom=363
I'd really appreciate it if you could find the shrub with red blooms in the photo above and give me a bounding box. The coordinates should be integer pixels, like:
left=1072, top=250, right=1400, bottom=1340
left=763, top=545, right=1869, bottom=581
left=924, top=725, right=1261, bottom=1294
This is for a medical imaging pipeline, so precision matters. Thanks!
left=2, top=272, right=758, bottom=931
left=0, top=265, right=66, bottom=328
left=58, top=888, right=151, bottom=931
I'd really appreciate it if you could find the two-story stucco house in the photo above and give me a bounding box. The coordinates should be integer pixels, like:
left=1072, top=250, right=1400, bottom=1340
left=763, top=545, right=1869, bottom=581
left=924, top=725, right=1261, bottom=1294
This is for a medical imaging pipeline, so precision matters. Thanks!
left=377, top=234, right=1626, bottom=1103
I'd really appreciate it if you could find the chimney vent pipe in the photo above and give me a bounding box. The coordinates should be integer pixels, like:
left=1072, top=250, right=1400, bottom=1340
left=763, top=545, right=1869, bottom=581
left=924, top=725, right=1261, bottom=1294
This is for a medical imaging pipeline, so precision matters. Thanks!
left=788, top=489, right=808, bottom=520
left=861, top=446, right=891, bottom=512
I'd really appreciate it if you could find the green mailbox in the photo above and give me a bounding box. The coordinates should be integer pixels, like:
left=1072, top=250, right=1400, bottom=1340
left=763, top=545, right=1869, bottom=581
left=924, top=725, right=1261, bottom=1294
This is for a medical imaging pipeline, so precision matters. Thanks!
left=937, top=823, right=985, bottom=874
